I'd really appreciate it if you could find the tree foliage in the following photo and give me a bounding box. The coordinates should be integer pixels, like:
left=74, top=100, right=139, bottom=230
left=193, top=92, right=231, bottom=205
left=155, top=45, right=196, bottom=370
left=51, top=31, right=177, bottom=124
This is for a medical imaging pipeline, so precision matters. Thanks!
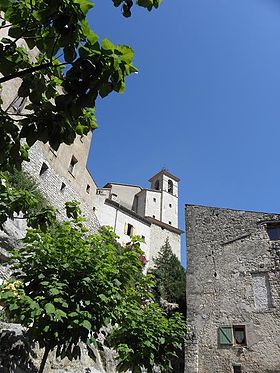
left=0, top=0, right=161, bottom=171
left=150, top=240, right=186, bottom=316
left=0, top=207, right=187, bottom=372
left=0, top=171, right=56, bottom=231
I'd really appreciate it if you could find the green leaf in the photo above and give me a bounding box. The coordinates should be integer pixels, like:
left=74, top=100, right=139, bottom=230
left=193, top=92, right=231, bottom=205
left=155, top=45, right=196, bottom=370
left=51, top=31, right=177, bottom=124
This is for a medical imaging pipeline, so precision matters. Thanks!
left=74, top=0, right=94, bottom=14
left=99, top=83, right=113, bottom=98
left=82, top=320, right=92, bottom=330
left=116, top=45, right=134, bottom=64
left=50, top=288, right=60, bottom=295
left=101, top=38, right=115, bottom=52
left=64, top=45, right=77, bottom=63
left=45, top=303, right=55, bottom=314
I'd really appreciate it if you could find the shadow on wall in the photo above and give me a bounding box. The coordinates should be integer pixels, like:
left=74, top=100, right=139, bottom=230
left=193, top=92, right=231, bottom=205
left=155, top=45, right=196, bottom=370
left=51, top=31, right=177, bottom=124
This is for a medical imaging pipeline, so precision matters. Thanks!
left=0, top=322, right=38, bottom=372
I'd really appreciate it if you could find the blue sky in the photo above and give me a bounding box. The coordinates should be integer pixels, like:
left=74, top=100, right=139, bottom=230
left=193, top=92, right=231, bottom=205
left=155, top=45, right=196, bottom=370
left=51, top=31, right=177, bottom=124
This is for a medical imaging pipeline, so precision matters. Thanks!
left=86, top=0, right=280, bottom=267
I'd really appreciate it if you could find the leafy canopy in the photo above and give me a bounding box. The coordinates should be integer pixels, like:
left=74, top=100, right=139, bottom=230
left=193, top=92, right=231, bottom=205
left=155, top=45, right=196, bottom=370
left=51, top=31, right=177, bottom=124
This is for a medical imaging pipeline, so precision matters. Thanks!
left=0, top=206, right=187, bottom=372
left=0, top=0, right=161, bottom=171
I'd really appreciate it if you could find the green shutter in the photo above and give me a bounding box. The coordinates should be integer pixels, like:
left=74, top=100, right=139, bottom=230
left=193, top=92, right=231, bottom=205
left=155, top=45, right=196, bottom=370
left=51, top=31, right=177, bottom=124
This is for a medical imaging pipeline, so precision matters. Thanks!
left=218, top=326, right=232, bottom=345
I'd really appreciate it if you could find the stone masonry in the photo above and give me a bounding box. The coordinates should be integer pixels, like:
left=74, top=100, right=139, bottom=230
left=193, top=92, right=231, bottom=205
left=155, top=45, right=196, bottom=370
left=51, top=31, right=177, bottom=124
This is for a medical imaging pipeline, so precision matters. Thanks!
left=185, top=204, right=280, bottom=373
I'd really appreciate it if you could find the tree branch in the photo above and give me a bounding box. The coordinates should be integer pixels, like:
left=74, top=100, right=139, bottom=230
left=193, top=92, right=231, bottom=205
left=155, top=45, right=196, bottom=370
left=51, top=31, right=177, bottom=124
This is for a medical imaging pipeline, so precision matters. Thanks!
left=0, top=62, right=53, bottom=83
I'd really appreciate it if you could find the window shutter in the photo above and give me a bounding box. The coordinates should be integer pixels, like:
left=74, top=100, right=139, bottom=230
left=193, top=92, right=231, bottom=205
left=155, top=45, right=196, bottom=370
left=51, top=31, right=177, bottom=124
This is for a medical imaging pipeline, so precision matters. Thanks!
left=218, top=326, right=232, bottom=345
left=124, top=223, right=128, bottom=234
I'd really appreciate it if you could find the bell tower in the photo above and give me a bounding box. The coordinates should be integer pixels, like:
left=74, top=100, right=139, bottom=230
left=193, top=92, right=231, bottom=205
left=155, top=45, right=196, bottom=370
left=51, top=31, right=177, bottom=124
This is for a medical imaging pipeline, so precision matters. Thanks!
left=148, top=169, right=179, bottom=228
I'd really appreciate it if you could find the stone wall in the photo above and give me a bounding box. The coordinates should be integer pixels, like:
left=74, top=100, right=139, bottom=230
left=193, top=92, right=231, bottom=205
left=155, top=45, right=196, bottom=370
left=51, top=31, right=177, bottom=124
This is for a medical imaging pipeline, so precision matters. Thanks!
left=185, top=204, right=280, bottom=373
left=23, top=142, right=100, bottom=233
left=0, top=322, right=117, bottom=373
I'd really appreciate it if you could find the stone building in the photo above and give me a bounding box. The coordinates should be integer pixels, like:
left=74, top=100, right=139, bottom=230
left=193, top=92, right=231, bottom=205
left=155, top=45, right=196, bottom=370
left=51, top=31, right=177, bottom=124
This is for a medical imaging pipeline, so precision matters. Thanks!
left=185, top=204, right=280, bottom=373
left=23, top=140, right=182, bottom=265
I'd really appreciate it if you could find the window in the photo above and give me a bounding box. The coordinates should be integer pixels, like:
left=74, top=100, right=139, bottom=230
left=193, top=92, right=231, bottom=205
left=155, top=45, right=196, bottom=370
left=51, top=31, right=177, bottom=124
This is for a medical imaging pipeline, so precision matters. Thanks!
left=233, top=326, right=246, bottom=346
left=152, top=215, right=155, bottom=218
left=267, top=223, right=280, bottom=240
left=142, top=235, right=146, bottom=242
left=68, top=156, right=78, bottom=175
left=92, top=206, right=96, bottom=212
left=60, top=182, right=66, bottom=192
left=39, top=162, right=48, bottom=176
left=169, top=221, right=172, bottom=225
left=153, top=198, right=156, bottom=202
left=218, top=325, right=246, bottom=347
left=233, top=365, right=241, bottom=373
left=169, top=203, right=172, bottom=208
left=168, top=179, right=173, bottom=194
left=154, top=180, right=160, bottom=190
left=86, top=184, right=91, bottom=194
left=124, top=223, right=134, bottom=236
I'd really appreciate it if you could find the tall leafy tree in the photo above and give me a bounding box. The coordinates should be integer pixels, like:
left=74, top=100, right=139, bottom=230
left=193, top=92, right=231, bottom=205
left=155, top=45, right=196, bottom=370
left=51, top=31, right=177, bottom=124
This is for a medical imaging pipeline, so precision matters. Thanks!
left=0, top=0, right=161, bottom=171
left=0, top=206, right=187, bottom=373
left=150, top=240, right=186, bottom=317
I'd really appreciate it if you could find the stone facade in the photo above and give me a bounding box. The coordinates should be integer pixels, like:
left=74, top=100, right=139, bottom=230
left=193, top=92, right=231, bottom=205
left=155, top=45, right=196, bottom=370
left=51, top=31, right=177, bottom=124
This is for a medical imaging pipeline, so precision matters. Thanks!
left=185, top=204, right=280, bottom=373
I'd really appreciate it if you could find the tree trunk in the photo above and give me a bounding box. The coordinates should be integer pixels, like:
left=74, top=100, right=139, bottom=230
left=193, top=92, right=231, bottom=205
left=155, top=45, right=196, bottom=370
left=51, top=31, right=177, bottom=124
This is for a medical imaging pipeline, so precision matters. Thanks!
left=38, top=346, right=50, bottom=373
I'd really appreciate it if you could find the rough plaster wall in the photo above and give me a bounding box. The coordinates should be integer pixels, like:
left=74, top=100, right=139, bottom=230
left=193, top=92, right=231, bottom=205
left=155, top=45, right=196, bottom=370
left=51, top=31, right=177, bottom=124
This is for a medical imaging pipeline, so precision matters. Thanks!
left=161, top=191, right=178, bottom=228
left=143, top=191, right=161, bottom=221
left=149, top=224, right=181, bottom=264
left=136, top=190, right=147, bottom=218
left=106, top=184, right=141, bottom=210
left=185, top=205, right=280, bottom=373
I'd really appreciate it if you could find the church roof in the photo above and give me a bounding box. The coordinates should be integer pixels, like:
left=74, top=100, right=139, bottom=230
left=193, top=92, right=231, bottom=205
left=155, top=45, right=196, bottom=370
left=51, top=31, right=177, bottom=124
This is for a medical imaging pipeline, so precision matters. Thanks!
left=148, top=169, right=180, bottom=183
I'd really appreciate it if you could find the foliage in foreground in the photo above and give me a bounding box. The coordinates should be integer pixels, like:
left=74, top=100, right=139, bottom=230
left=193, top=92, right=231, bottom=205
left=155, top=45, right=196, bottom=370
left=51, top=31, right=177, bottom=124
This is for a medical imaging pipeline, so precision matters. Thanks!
left=0, top=206, right=187, bottom=372
left=0, top=0, right=161, bottom=171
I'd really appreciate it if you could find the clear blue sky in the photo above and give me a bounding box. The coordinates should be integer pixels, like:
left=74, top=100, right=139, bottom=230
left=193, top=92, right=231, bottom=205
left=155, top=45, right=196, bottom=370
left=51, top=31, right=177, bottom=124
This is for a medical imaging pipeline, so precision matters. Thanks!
left=86, top=0, right=280, bottom=267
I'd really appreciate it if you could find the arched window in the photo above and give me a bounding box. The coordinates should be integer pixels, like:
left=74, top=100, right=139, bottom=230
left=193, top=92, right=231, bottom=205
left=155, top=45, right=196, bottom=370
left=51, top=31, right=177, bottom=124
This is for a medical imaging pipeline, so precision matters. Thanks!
left=168, top=179, right=173, bottom=194
left=154, top=180, right=160, bottom=190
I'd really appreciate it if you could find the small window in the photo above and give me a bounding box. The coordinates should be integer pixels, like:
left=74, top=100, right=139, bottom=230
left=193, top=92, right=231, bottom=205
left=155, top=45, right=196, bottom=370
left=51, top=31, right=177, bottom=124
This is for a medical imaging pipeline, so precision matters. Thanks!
left=169, top=221, right=172, bottom=225
left=39, top=162, right=48, bottom=176
left=60, top=182, right=66, bottom=192
left=233, top=365, right=241, bottom=373
left=68, top=156, right=78, bottom=175
left=86, top=184, right=91, bottom=194
left=92, top=206, right=96, bottom=212
left=169, top=203, right=172, bottom=208
left=153, top=198, right=156, bottom=202
left=267, top=223, right=280, bottom=241
left=168, top=179, right=173, bottom=194
left=154, top=180, right=160, bottom=190
left=233, top=325, right=246, bottom=346
left=142, top=235, right=146, bottom=242
left=152, top=215, right=155, bottom=218
left=218, top=325, right=246, bottom=347
left=124, top=223, right=134, bottom=236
